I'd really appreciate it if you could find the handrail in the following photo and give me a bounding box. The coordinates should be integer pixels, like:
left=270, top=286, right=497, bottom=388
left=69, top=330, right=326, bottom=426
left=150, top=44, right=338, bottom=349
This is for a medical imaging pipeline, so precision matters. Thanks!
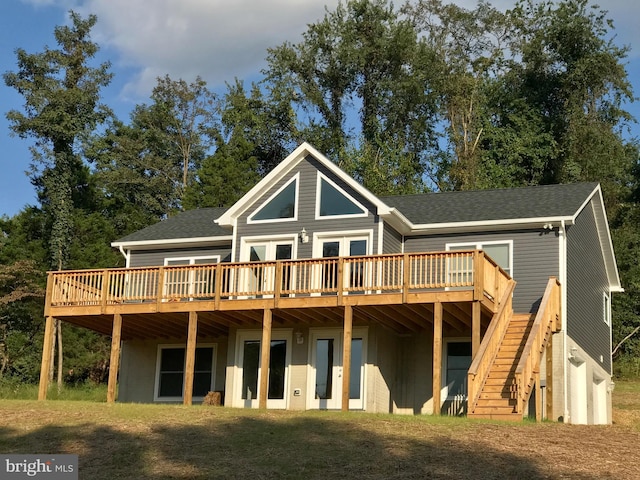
left=467, top=279, right=517, bottom=413
left=514, top=277, right=561, bottom=415
left=46, top=250, right=513, bottom=310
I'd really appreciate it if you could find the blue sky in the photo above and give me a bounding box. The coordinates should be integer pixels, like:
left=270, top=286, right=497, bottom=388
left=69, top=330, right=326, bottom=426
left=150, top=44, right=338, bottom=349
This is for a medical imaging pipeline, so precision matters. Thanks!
left=1, top=0, right=639, bottom=218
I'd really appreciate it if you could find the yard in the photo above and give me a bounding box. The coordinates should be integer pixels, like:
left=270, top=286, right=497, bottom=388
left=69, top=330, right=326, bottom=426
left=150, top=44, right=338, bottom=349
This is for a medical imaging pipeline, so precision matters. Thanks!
left=0, top=381, right=639, bottom=479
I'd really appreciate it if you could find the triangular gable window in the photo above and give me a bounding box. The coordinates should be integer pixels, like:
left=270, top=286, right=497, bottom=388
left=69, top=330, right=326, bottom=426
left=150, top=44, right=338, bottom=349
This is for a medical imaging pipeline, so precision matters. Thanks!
left=317, top=173, right=367, bottom=218
left=249, top=174, right=298, bottom=223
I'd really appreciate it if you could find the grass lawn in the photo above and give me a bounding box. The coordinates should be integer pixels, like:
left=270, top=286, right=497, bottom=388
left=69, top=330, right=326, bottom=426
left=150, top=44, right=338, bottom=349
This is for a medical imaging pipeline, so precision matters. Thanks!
left=0, top=381, right=639, bottom=479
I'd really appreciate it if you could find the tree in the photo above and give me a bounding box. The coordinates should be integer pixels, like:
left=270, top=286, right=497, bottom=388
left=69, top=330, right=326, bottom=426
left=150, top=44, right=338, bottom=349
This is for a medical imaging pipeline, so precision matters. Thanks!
left=265, top=0, right=439, bottom=190
left=4, top=11, right=112, bottom=388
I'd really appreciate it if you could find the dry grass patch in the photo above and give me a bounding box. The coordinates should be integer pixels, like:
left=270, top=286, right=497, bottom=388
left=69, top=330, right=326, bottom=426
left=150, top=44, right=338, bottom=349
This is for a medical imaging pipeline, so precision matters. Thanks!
left=0, top=383, right=638, bottom=479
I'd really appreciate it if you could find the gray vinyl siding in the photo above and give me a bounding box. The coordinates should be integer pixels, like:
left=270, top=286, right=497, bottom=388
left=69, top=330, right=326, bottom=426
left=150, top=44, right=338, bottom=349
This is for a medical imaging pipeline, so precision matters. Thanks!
left=130, top=246, right=232, bottom=268
left=235, top=155, right=381, bottom=261
left=382, top=223, right=403, bottom=254
left=566, top=201, right=611, bottom=373
left=403, top=230, right=559, bottom=314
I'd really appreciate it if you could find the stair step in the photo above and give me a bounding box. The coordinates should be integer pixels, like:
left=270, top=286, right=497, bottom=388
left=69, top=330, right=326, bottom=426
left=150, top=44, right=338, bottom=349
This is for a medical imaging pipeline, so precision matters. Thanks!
left=476, top=399, right=517, bottom=408
left=471, top=405, right=517, bottom=415
left=468, top=412, right=523, bottom=421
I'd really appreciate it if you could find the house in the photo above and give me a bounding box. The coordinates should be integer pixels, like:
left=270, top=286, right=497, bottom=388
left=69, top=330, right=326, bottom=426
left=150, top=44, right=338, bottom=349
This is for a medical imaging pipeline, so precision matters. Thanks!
left=38, top=142, right=621, bottom=424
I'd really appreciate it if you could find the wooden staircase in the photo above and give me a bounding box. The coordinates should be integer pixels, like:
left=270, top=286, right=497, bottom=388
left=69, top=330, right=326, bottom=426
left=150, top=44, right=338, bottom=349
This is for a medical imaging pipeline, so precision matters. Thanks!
left=467, top=277, right=561, bottom=422
left=470, top=314, right=534, bottom=420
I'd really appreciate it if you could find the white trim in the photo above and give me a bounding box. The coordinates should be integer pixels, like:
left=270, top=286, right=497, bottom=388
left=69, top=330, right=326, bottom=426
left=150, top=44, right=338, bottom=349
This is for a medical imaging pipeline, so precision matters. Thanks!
left=111, top=235, right=233, bottom=251
left=154, top=343, right=217, bottom=402
left=247, top=173, right=300, bottom=225
left=314, top=171, right=368, bottom=220
left=377, top=217, right=384, bottom=255
left=233, top=329, right=292, bottom=409
left=239, top=233, right=299, bottom=260
left=164, top=255, right=220, bottom=266
left=312, top=230, right=374, bottom=258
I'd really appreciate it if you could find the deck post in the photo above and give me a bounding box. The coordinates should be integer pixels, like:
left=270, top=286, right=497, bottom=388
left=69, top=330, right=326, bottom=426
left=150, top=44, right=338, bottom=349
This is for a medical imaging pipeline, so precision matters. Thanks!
left=107, top=313, right=123, bottom=403
left=472, top=301, right=481, bottom=359
left=341, top=305, right=353, bottom=412
left=37, top=316, right=55, bottom=400
left=433, top=302, right=443, bottom=415
left=535, top=371, right=542, bottom=422
left=546, top=333, right=554, bottom=420
left=183, top=311, right=198, bottom=406
left=473, top=250, right=484, bottom=301
left=259, top=308, right=272, bottom=409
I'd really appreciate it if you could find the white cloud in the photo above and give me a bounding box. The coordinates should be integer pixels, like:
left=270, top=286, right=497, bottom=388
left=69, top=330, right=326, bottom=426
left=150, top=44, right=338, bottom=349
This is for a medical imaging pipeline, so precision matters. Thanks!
left=65, top=0, right=341, bottom=97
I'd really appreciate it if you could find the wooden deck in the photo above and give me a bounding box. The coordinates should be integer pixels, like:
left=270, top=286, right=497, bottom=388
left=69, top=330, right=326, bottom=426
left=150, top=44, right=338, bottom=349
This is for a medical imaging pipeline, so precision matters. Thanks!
left=38, top=250, right=559, bottom=420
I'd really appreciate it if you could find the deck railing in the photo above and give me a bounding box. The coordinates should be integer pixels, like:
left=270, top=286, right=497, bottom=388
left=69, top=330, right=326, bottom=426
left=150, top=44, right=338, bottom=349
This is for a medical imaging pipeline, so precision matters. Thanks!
left=48, top=250, right=507, bottom=308
left=514, top=277, right=561, bottom=416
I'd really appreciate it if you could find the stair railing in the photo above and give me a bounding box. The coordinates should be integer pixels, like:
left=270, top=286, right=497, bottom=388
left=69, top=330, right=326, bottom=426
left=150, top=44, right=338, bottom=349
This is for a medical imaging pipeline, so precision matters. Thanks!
left=467, top=279, right=517, bottom=414
left=514, top=277, right=561, bottom=416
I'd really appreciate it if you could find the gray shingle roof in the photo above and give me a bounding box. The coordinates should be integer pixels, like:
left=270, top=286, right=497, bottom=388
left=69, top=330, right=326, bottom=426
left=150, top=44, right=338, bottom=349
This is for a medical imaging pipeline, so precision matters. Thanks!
left=381, top=183, right=598, bottom=225
left=114, top=207, right=229, bottom=243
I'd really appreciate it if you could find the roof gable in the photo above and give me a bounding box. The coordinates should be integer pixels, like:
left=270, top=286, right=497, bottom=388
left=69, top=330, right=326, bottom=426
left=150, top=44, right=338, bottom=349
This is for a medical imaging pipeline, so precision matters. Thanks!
left=215, top=142, right=391, bottom=227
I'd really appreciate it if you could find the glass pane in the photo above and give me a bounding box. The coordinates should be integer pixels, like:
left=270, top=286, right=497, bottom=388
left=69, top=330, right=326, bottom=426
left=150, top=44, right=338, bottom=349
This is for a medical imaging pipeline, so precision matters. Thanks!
left=166, top=259, right=190, bottom=266
left=349, top=240, right=367, bottom=256
left=250, top=246, right=266, bottom=262
left=193, top=257, right=216, bottom=265
left=193, top=372, right=211, bottom=397
left=161, top=348, right=185, bottom=372
left=268, top=340, right=287, bottom=400
left=242, top=340, right=260, bottom=400
left=483, top=244, right=510, bottom=272
left=322, top=241, right=340, bottom=258
left=275, top=244, right=292, bottom=260
left=350, top=338, right=362, bottom=400
left=315, top=339, right=334, bottom=399
left=194, top=347, right=213, bottom=371
left=252, top=180, right=296, bottom=220
left=159, top=372, right=183, bottom=397
left=319, top=178, right=365, bottom=216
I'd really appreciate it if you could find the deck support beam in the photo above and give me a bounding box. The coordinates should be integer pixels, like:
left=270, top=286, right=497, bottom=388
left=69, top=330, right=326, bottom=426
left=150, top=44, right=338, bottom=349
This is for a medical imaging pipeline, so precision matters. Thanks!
left=37, top=316, right=55, bottom=400
left=341, top=305, right=353, bottom=412
left=259, top=308, right=272, bottom=409
left=472, top=301, right=481, bottom=359
left=546, top=333, right=554, bottom=421
left=107, top=313, right=123, bottom=403
left=183, top=311, right=198, bottom=406
left=433, top=302, right=443, bottom=415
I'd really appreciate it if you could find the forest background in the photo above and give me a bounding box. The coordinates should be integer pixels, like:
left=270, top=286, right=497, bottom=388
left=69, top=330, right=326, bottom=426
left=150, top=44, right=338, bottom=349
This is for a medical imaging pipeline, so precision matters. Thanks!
left=1, top=0, right=640, bottom=388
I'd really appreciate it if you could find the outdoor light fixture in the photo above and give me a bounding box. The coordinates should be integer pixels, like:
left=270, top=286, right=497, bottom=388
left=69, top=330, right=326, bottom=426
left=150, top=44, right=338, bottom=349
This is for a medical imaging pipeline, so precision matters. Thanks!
left=299, top=228, right=309, bottom=244
left=295, top=331, right=304, bottom=344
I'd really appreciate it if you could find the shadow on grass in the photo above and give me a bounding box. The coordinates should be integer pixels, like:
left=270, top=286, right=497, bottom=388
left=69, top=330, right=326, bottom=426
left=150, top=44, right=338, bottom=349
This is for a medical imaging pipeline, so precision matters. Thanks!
left=0, top=413, right=602, bottom=480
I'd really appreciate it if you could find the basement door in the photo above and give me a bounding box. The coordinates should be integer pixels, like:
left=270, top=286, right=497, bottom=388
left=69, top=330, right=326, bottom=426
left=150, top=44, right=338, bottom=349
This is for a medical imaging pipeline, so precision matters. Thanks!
left=234, top=330, right=292, bottom=409
left=307, top=328, right=367, bottom=410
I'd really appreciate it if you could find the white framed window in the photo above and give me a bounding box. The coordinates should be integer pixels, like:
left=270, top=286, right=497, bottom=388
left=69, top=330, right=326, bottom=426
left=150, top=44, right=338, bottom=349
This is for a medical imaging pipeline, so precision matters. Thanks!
left=446, top=240, right=513, bottom=277
left=603, top=292, right=611, bottom=326
left=154, top=343, right=216, bottom=402
left=248, top=173, right=299, bottom=224
left=315, top=172, right=367, bottom=220
left=239, top=235, right=297, bottom=297
left=164, top=256, right=220, bottom=299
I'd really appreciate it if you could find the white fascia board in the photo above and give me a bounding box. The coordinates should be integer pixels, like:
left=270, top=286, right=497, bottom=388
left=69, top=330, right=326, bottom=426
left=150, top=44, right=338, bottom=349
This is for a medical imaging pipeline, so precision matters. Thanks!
left=111, top=235, right=233, bottom=251
left=403, top=216, right=574, bottom=235
left=215, top=142, right=392, bottom=227
left=582, top=184, right=622, bottom=292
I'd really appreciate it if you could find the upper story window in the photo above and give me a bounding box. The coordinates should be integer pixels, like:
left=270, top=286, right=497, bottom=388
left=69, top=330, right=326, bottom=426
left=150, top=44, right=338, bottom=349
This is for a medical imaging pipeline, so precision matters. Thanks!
left=603, top=292, right=611, bottom=326
left=316, top=172, right=367, bottom=219
left=447, top=240, right=512, bottom=277
left=249, top=174, right=299, bottom=223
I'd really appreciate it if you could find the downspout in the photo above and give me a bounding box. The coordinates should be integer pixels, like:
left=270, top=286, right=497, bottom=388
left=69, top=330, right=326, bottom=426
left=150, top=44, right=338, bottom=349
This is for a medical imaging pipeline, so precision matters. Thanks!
left=118, top=246, right=130, bottom=268
left=559, top=219, right=569, bottom=423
